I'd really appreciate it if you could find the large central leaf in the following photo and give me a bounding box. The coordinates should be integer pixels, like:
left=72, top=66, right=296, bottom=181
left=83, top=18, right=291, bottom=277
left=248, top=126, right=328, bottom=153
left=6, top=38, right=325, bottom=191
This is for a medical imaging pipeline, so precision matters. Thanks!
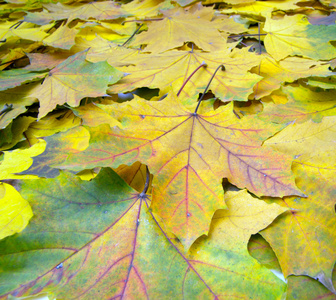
left=58, top=94, right=303, bottom=248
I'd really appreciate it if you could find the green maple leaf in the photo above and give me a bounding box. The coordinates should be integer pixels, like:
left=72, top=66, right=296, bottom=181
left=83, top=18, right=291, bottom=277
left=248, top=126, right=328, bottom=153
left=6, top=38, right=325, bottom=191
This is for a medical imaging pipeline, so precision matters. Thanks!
left=0, top=168, right=287, bottom=299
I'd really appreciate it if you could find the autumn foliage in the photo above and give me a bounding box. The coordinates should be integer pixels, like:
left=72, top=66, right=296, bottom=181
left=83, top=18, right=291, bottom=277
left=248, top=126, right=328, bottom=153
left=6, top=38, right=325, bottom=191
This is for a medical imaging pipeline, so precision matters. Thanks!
left=0, top=0, right=336, bottom=299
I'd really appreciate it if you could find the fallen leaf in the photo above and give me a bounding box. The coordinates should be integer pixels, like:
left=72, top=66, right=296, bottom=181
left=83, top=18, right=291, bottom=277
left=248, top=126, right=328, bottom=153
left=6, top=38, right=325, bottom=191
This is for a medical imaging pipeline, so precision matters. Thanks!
left=43, top=24, right=78, bottom=50
left=286, top=275, right=336, bottom=300
left=261, top=85, right=336, bottom=124
left=21, top=126, right=90, bottom=178
left=252, top=55, right=333, bottom=99
left=130, top=6, right=227, bottom=53
left=260, top=125, right=336, bottom=291
left=0, top=139, right=46, bottom=180
left=28, top=50, right=125, bottom=118
left=0, top=169, right=287, bottom=299
left=0, top=69, right=46, bottom=92
left=264, top=14, right=336, bottom=61
left=57, top=93, right=303, bottom=248
left=108, top=48, right=262, bottom=101
left=0, top=183, right=33, bottom=240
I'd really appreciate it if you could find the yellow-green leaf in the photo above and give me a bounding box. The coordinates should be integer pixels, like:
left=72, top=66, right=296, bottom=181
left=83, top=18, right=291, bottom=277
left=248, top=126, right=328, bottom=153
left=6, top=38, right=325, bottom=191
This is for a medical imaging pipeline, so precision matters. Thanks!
left=264, top=14, right=336, bottom=61
left=28, top=50, right=124, bottom=118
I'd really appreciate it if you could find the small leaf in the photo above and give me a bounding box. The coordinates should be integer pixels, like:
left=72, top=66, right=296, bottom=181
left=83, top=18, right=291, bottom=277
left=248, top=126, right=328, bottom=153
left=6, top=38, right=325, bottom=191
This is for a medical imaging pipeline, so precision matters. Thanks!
left=0, top=139, right=46, bottom=180
left=0, top=183, right=33, bottom=240
left=28, top=50, right=124, bottom=118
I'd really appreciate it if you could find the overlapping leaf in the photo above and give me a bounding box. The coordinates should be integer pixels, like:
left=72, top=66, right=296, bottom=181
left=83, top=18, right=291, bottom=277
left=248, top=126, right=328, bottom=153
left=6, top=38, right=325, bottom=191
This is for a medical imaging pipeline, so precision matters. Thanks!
left=25, top=1, right=129, bottom=24
left=251, top=55, right=333, bottom=99
left=260, top=117, right=336, bottom=291
left=56, top=93, right=303, bottom=248
left=107, top=48, right=262, bottom=101
left=28, top=50, right=124, bottom=118
left=261, top=85, right=336, bottom=124
left=264, top=14, right=336, bottom=61
left=0, top=183, right=33, bottom=240
left=0, top=168, right=287, bottom=299
left=130, top=6, right=227, bottom=53
left=0, top=0, right=336, bottom=297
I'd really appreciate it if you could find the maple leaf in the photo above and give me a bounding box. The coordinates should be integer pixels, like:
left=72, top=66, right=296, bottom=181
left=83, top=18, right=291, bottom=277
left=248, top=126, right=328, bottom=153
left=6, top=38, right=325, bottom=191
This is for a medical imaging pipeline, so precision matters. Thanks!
left=251, top=55, right=334, bottom=99
left=0, top=139, right=45, bottom=180
left=263, top=14, right=336, bottom=61
left=107, top=48, right=262, bottom=101
left=25, top=1, right=129, bottom=24
left=130, top=6, right=227, bottom=53
left=225, top=0, right=300, bottom=18
left=0, top=168, right=287, bottom=299
left=0, top=183, right=33, bottom=240
left=0, top=85, right=37, bottom=129
left=74, top=36, right=139, bottom=67
left=260, top=117, right=336, bottom=292
left=0, top=69, right=47, bottom=92
left=43, top=24, right=78, bottom=50
left=28, top=50, right=125, bottom=118
left=1, top=0, right=336, bottom=297
left=57, top=93, right=303, bottom=248
left=261, top=85, right=336, bottom=124
left=22, top=126, right=90, bottom=178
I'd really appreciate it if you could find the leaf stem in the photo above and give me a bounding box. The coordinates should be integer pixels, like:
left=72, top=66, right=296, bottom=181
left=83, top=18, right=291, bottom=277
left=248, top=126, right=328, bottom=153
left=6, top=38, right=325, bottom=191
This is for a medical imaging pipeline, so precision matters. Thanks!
left=121, top=24, right=143, bottom=47
left=194, top=64, right=225, bottom=114
left=139, top=165, right=150, bottom=198
left=258, top=23, right=262, bottom=55
left=176, top=62, right=207, bottom=97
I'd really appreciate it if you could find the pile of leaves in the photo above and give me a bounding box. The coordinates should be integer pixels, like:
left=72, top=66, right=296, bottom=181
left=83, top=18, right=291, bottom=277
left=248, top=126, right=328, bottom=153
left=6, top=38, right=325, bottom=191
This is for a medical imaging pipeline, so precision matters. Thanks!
left=0, top=0, right=336, bottom=299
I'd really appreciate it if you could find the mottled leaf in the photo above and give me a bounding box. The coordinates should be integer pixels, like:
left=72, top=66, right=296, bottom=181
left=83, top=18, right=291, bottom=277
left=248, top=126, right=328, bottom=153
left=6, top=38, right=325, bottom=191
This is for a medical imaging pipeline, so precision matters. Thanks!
left=0, top=170, right=287, bottom=299
left=264, top=14, right=336, bottom=61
